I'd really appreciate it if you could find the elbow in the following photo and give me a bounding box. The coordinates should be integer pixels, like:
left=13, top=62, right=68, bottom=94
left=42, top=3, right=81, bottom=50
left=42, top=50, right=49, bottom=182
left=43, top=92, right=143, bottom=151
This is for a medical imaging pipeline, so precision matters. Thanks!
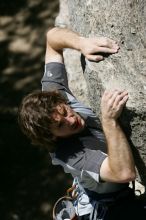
left=117, top=169, right=136, bottom=183
left=100, top=158, right=136, bottom=183
left=46, top=27, right=59, bottom=42
left=46, top=28, right=53, bottom=43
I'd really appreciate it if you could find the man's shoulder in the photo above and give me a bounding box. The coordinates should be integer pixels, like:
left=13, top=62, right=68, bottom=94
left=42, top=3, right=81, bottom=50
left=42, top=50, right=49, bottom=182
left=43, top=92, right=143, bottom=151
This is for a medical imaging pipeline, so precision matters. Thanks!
left=41, top=62, right=70, bottom=93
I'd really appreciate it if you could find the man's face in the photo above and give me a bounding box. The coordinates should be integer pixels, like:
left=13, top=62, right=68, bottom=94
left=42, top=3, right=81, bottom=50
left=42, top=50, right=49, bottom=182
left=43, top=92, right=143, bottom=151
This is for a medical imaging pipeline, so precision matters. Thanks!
left=51, top=103, right=85, bottom=138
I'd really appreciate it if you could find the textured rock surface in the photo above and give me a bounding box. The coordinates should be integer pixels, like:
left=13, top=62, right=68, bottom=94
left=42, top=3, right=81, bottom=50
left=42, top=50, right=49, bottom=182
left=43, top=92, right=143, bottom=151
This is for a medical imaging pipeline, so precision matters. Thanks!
left=56, top=0, right=90, bottom=106
left=56, top=0, right=146, bottom=190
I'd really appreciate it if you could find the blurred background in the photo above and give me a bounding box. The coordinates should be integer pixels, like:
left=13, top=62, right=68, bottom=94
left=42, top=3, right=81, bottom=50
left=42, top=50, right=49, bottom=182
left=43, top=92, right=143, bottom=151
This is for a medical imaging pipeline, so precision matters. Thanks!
left=0, top=0, right=72, bottom=219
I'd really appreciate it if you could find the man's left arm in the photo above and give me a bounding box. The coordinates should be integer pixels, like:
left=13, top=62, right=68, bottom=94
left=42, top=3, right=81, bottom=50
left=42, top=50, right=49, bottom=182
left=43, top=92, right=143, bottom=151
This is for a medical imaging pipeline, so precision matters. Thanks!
left=100, top=90, right=136, bottom=183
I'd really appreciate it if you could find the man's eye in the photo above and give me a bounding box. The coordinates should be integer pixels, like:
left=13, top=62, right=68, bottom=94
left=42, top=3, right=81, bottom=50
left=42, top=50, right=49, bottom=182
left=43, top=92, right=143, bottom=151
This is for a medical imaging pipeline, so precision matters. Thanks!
left=62, top=110, right=67, bottom=117
left=57, top=105, right=68, bottom=117
left=60, top=108, right=67, bottom=117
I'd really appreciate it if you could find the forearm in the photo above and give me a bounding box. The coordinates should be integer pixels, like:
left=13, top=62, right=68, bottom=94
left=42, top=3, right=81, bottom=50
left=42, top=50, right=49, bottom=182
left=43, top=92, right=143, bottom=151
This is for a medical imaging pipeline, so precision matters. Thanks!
left=102, top=118, right=136, bottom=182
left=100, top=90, right=136, bottom=183
left=46, top=27, right=119, bottom=63
left=47, top=27, right=81, bottom=51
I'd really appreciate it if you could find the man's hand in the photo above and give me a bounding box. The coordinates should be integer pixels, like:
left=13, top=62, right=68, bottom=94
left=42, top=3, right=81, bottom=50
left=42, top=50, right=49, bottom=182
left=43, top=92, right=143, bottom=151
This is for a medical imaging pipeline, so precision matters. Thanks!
left=79, top=37, right=119, bottom=62
left=101, top=90, right=128, bottom=121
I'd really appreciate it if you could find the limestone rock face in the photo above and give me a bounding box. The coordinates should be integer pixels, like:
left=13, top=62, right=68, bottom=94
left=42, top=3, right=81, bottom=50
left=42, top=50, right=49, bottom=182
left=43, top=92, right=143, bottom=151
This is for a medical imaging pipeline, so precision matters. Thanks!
left=56, top=0, right=146, bottom=188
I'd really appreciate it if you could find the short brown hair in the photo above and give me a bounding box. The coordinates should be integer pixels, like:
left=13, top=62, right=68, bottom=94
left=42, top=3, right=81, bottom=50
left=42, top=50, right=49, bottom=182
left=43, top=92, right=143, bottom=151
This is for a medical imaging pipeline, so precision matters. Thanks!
left=18, top=90, right=67, bottom=151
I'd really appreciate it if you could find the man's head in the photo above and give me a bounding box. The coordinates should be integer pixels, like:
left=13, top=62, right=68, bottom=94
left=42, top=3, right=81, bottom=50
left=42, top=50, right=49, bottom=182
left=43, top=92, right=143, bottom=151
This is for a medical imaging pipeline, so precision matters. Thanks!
left=51, top=102, right=85, bottom=137
left=18, top=90, right=85, bottom=151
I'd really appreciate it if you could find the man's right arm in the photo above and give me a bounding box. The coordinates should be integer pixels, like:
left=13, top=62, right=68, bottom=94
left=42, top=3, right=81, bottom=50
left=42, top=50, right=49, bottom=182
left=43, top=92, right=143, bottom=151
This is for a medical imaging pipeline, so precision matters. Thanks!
left=45, top=27, right=119, bottom=64
left=100, top=90, right=136, bottom=183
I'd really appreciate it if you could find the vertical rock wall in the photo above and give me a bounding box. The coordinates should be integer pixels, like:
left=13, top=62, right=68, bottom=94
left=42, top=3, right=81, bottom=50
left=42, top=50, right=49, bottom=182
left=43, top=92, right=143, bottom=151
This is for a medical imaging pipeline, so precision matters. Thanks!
left=56, top=0, right=146, bottom=190
left=55, top=0, right=90, bottom=106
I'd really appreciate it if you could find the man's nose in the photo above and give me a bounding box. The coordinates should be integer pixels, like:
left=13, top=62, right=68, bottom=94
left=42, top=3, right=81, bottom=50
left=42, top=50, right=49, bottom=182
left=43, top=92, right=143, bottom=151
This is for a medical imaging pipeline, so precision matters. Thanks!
left=64, top=115, right=75, bottom=125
